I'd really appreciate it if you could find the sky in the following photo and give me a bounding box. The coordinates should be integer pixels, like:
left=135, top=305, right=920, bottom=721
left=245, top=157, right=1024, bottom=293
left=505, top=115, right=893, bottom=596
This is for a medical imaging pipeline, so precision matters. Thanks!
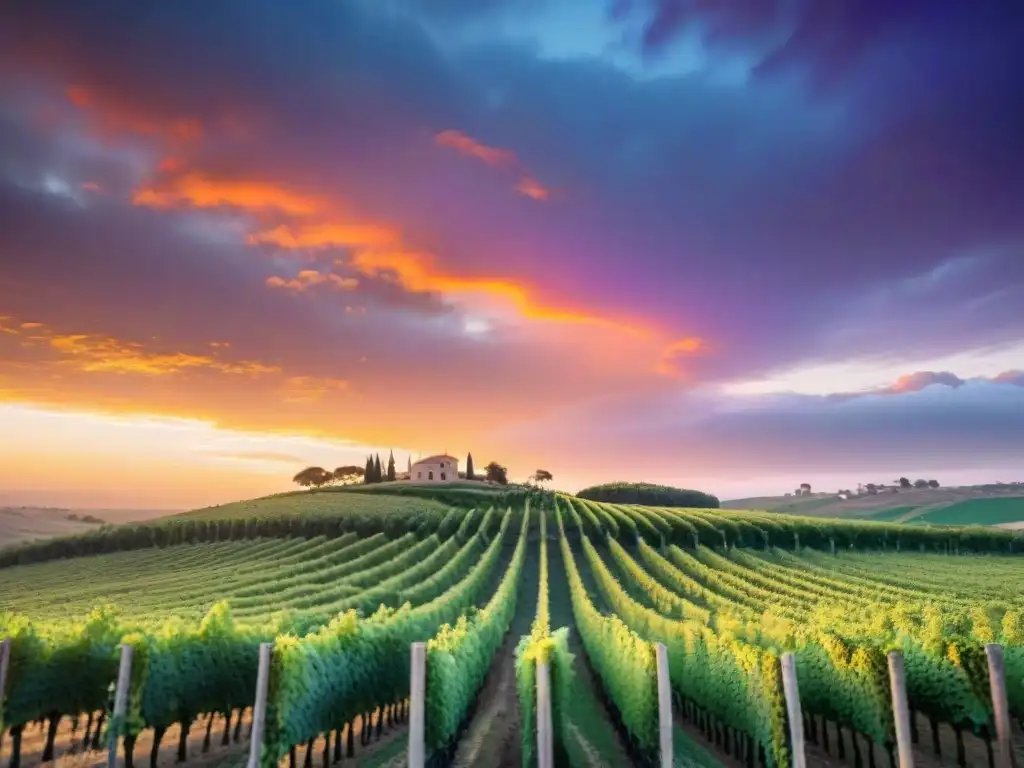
left=1, top=0, right=1023, bottom=509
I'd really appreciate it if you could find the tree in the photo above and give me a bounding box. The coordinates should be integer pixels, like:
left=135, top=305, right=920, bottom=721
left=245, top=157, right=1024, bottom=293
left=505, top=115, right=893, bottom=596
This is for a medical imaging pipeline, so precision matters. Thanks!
left=576, top=482, right=719, bottom=508
left=799, top=483, right=811, bottom=495
left=866, top=483, right=878, bottom=495
left=913, top=478, right=929, bottom=489
left=928, top=479, right=940, bottom=488
left=484, top=461, right=508, bottom=485
left=293, top=466, right=331, bottom=491
left=387, top=451, right=396, bottom=482
left=333, top=465, right=365, bottom=485
left=532, top=469, right=553, bottom=485
left=364, top=456, right=373, bottom=484
left=373, top=454, right=383, bottom=483
left=898, top=477, right=912, bottom=488
left=407, top=455, right=412, bottom=474
left=466, top=452, right=475, bottom=480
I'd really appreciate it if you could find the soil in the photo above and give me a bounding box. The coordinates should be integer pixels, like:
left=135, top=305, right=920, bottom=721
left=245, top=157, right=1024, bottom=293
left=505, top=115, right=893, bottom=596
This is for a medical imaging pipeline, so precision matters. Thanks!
left=450, top=533, right=540, bottom=768
left=547, top=535, right=635, bottom=768
left=674, top=703, right=1024, bottom=767
left=2, top=704, right=407, bottom=768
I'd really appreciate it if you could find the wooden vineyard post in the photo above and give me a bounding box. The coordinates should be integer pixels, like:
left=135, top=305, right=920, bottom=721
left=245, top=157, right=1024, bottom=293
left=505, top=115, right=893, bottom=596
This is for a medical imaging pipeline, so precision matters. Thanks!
left=408, top=642, right=426, bottom=768
left=780, top=653, right=806, bottom=768
left=0, top=638, right=10, bottom=703
left=985, top=644, right=1016, bottom=768
left=536, top=658, right=554, bottom=768
left=246, top=642, right=272, bottom=768
left=108, top=644, right=134, bottom=768
left=656, top=643, right=673, bottom=768
left=887, top=651, right=915, bottom=767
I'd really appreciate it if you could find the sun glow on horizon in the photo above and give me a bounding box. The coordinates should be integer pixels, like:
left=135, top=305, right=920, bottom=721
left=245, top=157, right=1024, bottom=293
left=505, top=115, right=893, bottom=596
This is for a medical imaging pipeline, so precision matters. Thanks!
left=0, top=403, right=414, bottom=509
left=722, top=342, right=1024, bottom=397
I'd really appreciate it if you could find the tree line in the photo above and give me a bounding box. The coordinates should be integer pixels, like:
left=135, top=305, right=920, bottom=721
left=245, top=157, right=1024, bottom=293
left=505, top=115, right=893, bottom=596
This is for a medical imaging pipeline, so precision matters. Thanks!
left=790, top=478, right=942, bottom=497
left=290, top=452, right=543, bottom=490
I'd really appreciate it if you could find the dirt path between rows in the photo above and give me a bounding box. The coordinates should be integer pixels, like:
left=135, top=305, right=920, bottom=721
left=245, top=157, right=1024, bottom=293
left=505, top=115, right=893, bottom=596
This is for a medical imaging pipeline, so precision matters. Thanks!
left=451, top=533, right=540, bottom=768
left=548, top=536, right=634, bottom=768
left=3, top=706, right=405, bottom=768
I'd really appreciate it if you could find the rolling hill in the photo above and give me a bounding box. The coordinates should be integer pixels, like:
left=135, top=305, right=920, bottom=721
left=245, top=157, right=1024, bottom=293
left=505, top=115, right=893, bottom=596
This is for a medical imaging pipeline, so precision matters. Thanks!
left=1, top=485, right=1023, bottom=768
left=723, top=483, right=1024, bottom=526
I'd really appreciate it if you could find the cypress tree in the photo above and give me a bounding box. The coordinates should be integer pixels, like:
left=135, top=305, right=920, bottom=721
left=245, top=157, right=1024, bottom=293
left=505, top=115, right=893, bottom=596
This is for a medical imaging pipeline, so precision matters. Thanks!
left=363, top=456, right=373, bottom=484
left=387, top=451, right=396, bottom=482
left=373, top=454, right=382, bottom=483
left=407, top=456, right=412, bottom=474
left=466, top=453, right=475, bottom=480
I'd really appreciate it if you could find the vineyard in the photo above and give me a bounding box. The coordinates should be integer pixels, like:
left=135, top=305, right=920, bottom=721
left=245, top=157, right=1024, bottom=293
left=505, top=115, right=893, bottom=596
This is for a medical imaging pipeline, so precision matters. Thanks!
left=1, top=489, right=1024, bottom=768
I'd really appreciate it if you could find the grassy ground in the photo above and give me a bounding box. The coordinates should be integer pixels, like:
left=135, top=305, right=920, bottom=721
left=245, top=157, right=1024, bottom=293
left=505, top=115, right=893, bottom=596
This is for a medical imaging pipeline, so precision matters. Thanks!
left=673, top=725, right=725, bottom=767
left=852, top=505, right=919, bottom=522
left=450, top=532, right=539, bottom=768
left=723, top=484, right=1024, bottom=525
left=909, top=496, right=1024, bottom=526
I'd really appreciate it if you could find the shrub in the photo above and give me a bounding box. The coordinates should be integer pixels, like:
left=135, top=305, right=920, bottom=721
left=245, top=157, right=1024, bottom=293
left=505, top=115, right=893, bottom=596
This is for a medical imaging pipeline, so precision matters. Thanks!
left=575, top=482, right=719, bottom=509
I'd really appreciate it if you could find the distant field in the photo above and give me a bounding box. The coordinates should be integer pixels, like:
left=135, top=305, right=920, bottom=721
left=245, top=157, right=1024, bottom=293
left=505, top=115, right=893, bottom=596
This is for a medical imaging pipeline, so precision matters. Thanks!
left=723, top=483, right=1024, bottom=526
left=0, top=506, right=169, bottom=546
left=857, top=505, right=919, bottom=522
left=910, top=497, right=1024, bottom=526
left=175, top=488, right=449, bottom=521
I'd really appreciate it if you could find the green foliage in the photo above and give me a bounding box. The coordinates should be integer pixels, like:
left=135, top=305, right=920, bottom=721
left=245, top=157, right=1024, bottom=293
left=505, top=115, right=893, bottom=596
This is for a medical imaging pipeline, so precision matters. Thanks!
left=576, top=482, right=720, bottom=509
left=425, top=503, right=529, bottom=750
left=913, top=497, right=1024, bottom=526
left=484, top=461, right=508, bottom=485
left=555, top=508, right=661, bottom=756
left=261, top=508, right=515, bottom=765
left=293, top=467, right=332, bottom=490
left=559, top=507, right=790, bottom=765
left=333, top=465, right=365, bottom=485
left=4, top=488, right=1024, bottom=768
left=515, top=503, right=573, bottom=767
left=0, top=493, right=451, bottom=568
left=0, top=606, right=122, bottom=730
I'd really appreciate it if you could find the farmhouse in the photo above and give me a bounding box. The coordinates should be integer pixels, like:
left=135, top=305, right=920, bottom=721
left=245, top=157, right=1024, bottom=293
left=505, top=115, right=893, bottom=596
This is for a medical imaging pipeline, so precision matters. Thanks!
left=409, top=454, right=459, bottom=483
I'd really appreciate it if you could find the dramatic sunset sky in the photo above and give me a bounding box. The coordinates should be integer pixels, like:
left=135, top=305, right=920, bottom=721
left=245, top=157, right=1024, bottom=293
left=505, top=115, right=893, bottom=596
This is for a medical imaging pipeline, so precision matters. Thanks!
left=1, top=1, right=1022, bottom=509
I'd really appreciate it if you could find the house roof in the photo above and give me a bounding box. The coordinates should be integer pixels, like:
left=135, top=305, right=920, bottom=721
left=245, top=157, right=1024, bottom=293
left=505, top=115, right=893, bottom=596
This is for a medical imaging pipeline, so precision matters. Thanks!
left=412, top=454, right=458, bottom=465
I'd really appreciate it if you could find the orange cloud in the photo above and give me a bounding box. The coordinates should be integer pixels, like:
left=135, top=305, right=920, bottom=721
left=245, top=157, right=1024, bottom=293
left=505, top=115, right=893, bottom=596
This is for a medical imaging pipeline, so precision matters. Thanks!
left=46, top=333, right=281, bottom=376
left=0, top=317, right=279, bottom=377
left=515, top=176, right=551, bottom=201
left=65, top=85, right=203, bottom=145
left=80, top=181, right=103, bottom=193
left=435, top=129, right=552, bottom=203
left=280, top=375, right=350, bottom=403
left=251, top=222, right=399, bottom=249
left=128, top=169, right=700, bottom=374
left=654, top=337, right=706, bottom=377
left=265, top=270, right=360, bottom=292
left=134, top=172, right=320, bottom=216
left=435, top=129, right=516, bottom=168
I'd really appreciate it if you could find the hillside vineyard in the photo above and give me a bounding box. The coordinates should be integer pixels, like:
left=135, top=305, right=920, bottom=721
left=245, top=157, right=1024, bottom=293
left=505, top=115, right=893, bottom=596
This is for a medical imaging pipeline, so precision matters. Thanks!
left=1, top=492, right=1023, bottom=767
